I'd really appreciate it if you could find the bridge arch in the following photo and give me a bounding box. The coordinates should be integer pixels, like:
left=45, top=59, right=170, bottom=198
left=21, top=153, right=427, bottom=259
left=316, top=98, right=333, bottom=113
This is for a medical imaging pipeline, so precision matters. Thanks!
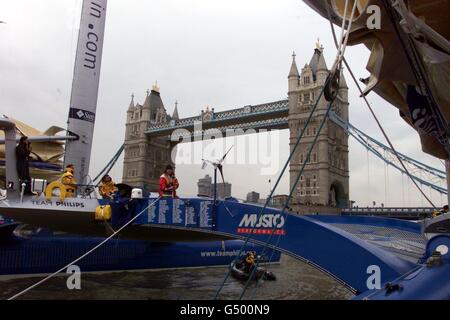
left=329, top=180, right=347, bottom=208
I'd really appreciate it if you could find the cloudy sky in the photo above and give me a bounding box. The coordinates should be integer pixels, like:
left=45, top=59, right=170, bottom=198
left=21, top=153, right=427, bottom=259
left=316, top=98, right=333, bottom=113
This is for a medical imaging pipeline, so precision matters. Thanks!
left=0, top=0, right=446, bottom=207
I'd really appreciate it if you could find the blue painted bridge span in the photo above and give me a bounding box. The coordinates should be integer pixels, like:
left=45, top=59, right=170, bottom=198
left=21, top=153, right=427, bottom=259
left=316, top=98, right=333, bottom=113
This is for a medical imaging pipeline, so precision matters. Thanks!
left=112, top=196, right=420, bottom=295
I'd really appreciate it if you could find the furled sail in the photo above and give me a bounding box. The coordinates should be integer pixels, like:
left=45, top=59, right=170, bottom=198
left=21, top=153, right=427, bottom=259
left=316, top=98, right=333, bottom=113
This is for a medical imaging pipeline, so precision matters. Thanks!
left=0, top=116, right=64, bottom=187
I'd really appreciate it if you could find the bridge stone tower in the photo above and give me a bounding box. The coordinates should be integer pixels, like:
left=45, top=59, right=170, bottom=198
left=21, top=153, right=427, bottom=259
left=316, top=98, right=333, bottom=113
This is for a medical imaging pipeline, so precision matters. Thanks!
left=122, top=84, right=177, bottom=191
left=288, top=46, right=349, bottom=211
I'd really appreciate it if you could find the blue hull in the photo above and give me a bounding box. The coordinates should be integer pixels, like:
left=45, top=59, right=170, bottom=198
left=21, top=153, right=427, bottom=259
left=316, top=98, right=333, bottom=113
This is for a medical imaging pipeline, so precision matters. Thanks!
left=0, top=221, right=280, bottom=276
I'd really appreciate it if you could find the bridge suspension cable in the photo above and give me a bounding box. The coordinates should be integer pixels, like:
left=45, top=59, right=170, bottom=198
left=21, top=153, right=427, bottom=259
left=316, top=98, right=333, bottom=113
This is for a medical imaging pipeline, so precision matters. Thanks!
left=329, top=111, right=447, bottom=196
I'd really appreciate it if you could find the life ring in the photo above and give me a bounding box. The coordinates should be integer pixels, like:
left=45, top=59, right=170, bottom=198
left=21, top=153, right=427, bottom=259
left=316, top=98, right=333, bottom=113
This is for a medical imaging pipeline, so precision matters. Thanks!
left=45, top=181, right=72, bottom=201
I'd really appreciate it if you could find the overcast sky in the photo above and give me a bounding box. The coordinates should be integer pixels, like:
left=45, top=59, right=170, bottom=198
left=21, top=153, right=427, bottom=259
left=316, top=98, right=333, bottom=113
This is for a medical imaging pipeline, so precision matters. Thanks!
left=0, top=0, right=446, bottom=207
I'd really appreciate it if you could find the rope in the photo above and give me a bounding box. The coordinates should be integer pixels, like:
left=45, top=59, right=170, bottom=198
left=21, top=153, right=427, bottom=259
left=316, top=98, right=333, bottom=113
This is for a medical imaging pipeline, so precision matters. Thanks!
left=222, top=1, right=357, bottom=300
left=241, top=101, right=334, bottom=300
left=331, top=0, right=358, bottom=73
left=7, top=197, right=161, bottom=300
left=367, top=144, right=371, bottom=205
left=213, top=76, right=331, bottom=300
left=93, top=144, right=124, bottom=184
left=243, top=1, right=359, bottom=299
left=325, top=6, right=437, bottom=209
left=402, top=172, right=405, bottom=207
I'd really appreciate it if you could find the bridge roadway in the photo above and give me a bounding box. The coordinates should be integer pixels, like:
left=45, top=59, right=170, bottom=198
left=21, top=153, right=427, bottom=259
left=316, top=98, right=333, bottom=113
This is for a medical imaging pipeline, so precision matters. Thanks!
left=110, top=196, right=419, bottom=295
left=145, top=100, right=289, bottom=138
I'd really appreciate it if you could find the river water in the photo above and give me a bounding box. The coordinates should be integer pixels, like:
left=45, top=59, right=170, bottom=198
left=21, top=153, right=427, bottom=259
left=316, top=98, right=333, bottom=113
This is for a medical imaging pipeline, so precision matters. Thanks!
left=0, top=254, right=353, bottom=300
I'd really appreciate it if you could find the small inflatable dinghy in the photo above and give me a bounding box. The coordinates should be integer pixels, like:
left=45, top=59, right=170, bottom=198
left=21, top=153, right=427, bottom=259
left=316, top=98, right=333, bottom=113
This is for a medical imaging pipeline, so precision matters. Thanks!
left=230, top=261, right=276, bottom=281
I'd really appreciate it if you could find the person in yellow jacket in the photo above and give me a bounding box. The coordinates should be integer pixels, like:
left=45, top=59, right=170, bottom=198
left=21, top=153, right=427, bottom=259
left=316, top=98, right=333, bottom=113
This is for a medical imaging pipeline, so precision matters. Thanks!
left=244, top=252, right=256, bottom=273
left=61, top=167, right=77, bottom=197
left=98, top=174, right=118, bottom=199
left=432, top=204, right=449, bottom=218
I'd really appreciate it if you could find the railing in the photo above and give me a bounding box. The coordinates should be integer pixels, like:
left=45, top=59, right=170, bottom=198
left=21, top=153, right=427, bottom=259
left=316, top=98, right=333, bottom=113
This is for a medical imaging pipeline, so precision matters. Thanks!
left=169, top=117, right=289, bottom=140
left=146, top=99, right=289, bottom=134
left=344, top=207, right=435, bottom=213
left=342, top=207, right=435, bottom=220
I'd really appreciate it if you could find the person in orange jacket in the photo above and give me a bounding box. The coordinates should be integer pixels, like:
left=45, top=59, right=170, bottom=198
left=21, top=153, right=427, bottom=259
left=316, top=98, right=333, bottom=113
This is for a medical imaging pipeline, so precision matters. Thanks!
left=159, top=164, right=179, bottom=197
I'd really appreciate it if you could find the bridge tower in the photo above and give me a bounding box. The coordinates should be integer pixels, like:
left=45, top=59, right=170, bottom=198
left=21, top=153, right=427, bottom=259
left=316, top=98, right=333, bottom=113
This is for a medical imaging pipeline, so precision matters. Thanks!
left=122, top=84, right=175, bottom=191
left=288, top=46, right=349, bottom=212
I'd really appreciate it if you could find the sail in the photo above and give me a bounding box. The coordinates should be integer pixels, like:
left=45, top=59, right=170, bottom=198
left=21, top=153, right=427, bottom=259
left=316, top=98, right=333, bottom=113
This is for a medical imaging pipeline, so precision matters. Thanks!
left=0, top=116, right=65, bottom=163
left=303, top=0, right=450, bottom=159
left=0, top=117, right=64, bottom=188
left=64, top=0, right=108, bottom=183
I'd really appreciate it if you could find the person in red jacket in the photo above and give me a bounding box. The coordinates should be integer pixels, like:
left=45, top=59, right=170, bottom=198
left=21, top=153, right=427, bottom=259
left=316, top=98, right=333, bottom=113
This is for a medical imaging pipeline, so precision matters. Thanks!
left=159, top=164, right=179, bottom=197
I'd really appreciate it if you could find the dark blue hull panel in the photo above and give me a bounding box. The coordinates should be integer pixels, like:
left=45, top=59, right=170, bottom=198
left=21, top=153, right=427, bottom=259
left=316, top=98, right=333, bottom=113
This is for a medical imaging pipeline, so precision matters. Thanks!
left=0, top=226, right=280, bottom=276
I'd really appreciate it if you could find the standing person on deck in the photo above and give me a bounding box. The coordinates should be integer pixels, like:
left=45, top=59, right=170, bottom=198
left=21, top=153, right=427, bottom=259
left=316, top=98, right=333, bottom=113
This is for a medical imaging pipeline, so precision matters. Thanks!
left=159, top=164, right=179, bottom=198
left=15, top=136, right=32, bottom=194
left=98, top=174, right=118, bottom=199
left=61, top=164, right=77, bottom=198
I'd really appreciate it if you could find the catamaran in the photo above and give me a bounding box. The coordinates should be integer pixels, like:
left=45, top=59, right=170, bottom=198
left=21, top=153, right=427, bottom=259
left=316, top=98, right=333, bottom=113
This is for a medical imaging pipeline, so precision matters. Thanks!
left=1, top=0, right=450, bottom=300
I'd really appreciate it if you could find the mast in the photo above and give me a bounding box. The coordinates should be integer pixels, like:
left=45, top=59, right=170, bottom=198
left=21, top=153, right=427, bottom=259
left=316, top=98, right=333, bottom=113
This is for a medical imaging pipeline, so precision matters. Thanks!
left=64, top=0, right=108, bottom=184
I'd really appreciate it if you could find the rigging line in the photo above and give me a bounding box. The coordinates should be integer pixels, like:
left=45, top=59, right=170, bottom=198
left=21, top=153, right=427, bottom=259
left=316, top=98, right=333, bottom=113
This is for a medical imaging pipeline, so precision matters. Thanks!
left=402, top=172, right=405, bottom=207
left=213, top=76, right=331, bottom=300
left=385, top=150, right=390, bottom=205
left=429, top=185, right=433, bottom=205
left=251, top=115, right=337, bottom=299
left=241, top=101, right=334, bottom=300
left=325, top=10, right=437, bottom=209
left=384, top=156, right=388, bottom=206
left=367, top=142, right=371, bottom=205
left=93, top=144, right=124, bottom=184
left=230, top=2, right=357, bottom=299
left=247, top=6, right=360, bottom=298
left=94, top=144, right=124, bottom=180
left=332, top=0, right=354, bottom=69
left=8, top=197, right=161, bottom=300
left=334, top=0, right=359, bottom=70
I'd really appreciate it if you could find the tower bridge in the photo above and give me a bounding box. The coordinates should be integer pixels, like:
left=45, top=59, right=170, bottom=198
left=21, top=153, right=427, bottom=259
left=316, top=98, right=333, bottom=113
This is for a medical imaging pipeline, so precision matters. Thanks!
left=123, top=46, right=349, bottom=212
left=122, top=45, right=447, bottom=213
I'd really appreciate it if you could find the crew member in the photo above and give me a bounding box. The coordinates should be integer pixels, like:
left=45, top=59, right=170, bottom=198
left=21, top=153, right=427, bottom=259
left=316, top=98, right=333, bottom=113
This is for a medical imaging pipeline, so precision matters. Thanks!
left=434, top=204, right=450, bottom=217
left=244, top=252, right=256, bottom=273
left=98, top=174, right=118, bottom=199
left=65, top=164, right=75, bottom=175
left=15, top=136, right=32, bottom=194
left=61, top=166, right=77, bottom=197
left=159, top=164, right=179, bottom=197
